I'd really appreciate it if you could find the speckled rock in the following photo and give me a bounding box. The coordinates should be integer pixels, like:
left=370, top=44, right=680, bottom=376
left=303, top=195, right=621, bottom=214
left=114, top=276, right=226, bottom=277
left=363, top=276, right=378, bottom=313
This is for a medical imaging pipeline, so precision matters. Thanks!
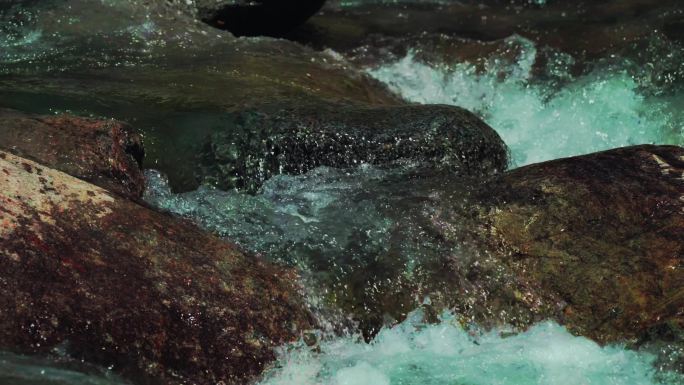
left=464, top=145, right=684, bottom=343
left=0, top=109, right=144, bottom=200
left=196, top=103, right=508, bottom=191
left=0, top=150, right=315, bottom=385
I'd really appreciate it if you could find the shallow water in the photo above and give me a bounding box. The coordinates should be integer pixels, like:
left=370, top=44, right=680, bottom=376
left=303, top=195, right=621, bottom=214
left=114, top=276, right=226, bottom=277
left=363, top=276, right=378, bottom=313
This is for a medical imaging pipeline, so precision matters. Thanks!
left=143, top=164, right=474, bottom=334
left=0, top=351, right=129, bottom=385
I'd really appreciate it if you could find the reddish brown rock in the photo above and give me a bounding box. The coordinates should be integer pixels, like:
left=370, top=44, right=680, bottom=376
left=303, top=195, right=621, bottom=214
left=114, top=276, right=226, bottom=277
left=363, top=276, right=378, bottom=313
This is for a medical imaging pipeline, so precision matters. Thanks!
left=466, top=145, right=684, bottom=343
left=0, top=109, right=145, bottom=200
left=0, top=150, right=315, bottom=385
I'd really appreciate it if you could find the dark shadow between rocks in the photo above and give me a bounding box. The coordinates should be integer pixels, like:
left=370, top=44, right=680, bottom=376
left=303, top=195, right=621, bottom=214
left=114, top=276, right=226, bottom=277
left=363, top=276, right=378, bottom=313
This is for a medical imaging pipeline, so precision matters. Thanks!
left=200, top=0, right=327, bottom=37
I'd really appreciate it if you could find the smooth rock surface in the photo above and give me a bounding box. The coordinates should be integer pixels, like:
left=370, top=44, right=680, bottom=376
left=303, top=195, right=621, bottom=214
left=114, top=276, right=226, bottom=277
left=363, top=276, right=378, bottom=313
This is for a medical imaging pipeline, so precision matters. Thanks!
left=0, top=150, right=315, bottom=385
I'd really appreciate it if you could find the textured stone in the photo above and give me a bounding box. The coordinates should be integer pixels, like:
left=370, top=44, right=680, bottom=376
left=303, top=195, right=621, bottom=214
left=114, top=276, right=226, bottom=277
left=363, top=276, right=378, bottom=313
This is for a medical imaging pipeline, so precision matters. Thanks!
left=467, top=145, right=684, bottom=343
left=0, top=150, right=315, bottom=385
left=0, top=109, right=145, bottom=200
left=196, top=103, right=508, bottom=191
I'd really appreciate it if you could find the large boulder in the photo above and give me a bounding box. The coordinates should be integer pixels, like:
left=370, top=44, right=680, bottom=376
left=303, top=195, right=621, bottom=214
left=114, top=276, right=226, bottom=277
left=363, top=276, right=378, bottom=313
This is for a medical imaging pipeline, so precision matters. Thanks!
left=0, top=150, right=315, bottom=385
left=196, top=104, right=508, bottom=191
left=0, top=109, right=144, bottom=200
left=328, top=144, right=684, bottom=343
left=0, top=0, right=398, bottom=110
left=462, top=145, right=684, bottom=343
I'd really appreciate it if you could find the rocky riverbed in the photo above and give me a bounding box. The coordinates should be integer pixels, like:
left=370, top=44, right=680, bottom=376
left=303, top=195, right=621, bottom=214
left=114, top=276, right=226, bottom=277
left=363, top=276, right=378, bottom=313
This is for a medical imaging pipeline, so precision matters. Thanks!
left=1, top=1, right=683, bottom=384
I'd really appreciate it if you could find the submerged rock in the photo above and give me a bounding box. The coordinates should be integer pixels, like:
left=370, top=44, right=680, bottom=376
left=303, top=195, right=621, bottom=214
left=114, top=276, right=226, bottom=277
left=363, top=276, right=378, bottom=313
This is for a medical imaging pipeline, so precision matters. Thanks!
left=0, top=109, right=144, bottom=200
left=197, top=104, right=508, bottom=191
left=464, top=145, right=684, bottom=343
left=0, top=150, right=315, bottom=385
left=199, top=0, right=326, bottom=37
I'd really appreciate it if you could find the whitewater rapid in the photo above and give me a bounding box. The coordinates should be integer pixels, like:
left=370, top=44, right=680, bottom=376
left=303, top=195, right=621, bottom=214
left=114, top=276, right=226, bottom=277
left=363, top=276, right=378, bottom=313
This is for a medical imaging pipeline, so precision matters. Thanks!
left=257, top=309, right=683, bottom=385
left=368, top=36, right=683, bottom=167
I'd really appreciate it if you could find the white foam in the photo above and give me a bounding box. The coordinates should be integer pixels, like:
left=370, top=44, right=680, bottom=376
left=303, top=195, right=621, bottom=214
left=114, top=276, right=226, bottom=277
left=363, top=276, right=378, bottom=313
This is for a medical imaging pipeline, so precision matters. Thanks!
left=258, top=310, right=682, bottom=385
left=368, top=38, right=680, bottom=167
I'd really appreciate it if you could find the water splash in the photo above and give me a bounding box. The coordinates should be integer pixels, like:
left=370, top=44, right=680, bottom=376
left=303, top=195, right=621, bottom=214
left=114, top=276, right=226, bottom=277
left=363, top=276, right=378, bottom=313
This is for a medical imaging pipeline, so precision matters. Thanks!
left=258, top=309, right=683, bottom=385
left=368, top=37, right=682, bottom=167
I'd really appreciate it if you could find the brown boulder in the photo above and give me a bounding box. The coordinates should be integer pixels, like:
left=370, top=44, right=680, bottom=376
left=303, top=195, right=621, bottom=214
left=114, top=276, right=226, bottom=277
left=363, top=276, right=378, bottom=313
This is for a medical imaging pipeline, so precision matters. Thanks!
left=466, top=145, right=684, bottom=343
left=0, top=109, right=145, bottom=200
left=0, top=150, right=315, bottom=384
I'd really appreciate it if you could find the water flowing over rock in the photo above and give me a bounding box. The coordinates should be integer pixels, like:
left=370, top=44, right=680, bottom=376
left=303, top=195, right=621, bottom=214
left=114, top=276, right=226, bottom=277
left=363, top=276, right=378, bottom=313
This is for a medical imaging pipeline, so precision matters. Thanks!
left=0, top=150, right=315, bottom=385
left=2, top=0, right=684, bottom=383
left=195, top=103, right=508, bottom=191
left=145, top=144, right=684, bottom=359
left=0, top=109, right=145, bottom=200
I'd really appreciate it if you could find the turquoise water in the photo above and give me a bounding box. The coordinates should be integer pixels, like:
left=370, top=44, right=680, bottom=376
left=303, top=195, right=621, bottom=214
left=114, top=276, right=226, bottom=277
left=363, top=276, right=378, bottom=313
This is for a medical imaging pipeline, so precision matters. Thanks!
left=0, top=351, right=128, bottom=385
left=368, top=36, right=684, bottom=167
left=258, top=310, right=683, bottom=385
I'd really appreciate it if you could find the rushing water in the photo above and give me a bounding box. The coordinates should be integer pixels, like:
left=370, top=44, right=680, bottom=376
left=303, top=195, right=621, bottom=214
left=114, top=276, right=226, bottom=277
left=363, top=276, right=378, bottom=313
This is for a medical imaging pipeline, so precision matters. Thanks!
left=139, top=33, right=684, bottom=385
left=0, top=351, right=129, bottom=385
left=257, top=309, right=684, bottom=385
left=368, top=36, right=684, bottom=167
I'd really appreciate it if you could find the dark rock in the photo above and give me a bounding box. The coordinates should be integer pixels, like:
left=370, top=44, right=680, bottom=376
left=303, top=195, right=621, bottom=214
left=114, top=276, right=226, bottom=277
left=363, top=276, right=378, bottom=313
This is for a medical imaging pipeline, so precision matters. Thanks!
left=0, top=150, right=315, bottom=385
left=199, top=0, right=326, bottom=37
left=289, top=0, right=683, bottom=60
left=464, top=145, right=684, bottom=343
left=0, top=0, right=404, bottom=194
left=0, top=109, right=145, bottom=200
left=196, top=104, right=508, bottom=192
left=664, top=19, right=684, bottom=43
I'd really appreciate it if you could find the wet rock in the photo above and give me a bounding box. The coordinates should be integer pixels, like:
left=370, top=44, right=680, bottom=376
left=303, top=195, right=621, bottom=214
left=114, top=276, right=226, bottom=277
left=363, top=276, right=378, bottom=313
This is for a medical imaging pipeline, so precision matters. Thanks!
left=289, top=0, right=683, bottom=60
left=0, top=0, right=402, bottom=192
left=288, top=145, right=684, bottom=342
left=464, top=145, right=684, bottom=343
left=196, top=103, right=508, bottom=191
left=0, top=150, right=315, bottom=385
left=143, top=142, right=684, bottom=345
left=0, top=109, right=144, bottom=200
left=198, top=0, right=326, bottom=37
left=0, top=0, right=399, bottom=108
